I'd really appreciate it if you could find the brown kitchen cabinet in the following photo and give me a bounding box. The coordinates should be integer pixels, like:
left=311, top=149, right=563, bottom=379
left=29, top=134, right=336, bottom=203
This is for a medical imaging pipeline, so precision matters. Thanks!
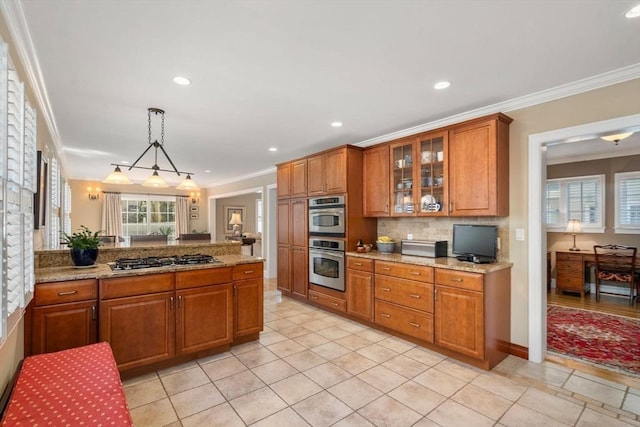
left=363, top=144, right=390, bottom=217
left=233, top=263, right=264, bottom=339
left=31, top=278, right=98, bottom=355
left=176, top=267, right=234, bottom=355
left=416, top=130, right=448, bottom=216
left=374, top=261, right=434, bottom=341
left=434, top=267, right=511, bottom=368
left=448, top=113, right=511, bottom=216
left=346, top=256, right=374, bottom=321
left=100, top=273, right=176, bottom=371
left=308, top=289, right=346, bottom=312
left=389, top=137, right=417, bottom=215
left=277, top=198, right=308, bottom=297
left=277, top=159, right=307, bottom=199
left=308, top=147, right=347, bottom=196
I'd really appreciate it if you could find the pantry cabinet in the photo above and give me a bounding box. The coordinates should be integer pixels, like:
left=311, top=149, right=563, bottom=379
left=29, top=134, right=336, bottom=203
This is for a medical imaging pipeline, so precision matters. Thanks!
left=277, top=198, right=308, bottom=297
left=31, top=279, right=98, bottom=355
left=448, top=114, right=511, bottom=216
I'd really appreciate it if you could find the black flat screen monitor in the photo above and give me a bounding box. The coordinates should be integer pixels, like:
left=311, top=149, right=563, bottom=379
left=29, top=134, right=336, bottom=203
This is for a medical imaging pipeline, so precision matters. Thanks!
left=452, top=224, right=497, bottom=261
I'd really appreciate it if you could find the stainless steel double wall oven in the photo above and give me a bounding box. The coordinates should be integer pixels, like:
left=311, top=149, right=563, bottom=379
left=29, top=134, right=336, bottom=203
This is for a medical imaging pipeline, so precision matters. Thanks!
left=308, top=196, right=346, bottom=292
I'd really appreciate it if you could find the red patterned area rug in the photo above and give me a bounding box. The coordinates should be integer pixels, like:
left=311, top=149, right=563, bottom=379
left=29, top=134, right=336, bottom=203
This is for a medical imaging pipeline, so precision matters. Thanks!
left=547, top=305, right=640, bottom=376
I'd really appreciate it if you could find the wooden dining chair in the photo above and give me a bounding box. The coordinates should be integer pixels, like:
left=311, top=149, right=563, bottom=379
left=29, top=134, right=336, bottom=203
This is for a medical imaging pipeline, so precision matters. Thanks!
left=593, top=244, right=638, bottom=306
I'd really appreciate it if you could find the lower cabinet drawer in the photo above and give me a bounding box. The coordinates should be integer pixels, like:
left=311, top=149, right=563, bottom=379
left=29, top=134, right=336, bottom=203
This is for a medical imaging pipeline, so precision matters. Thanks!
left=308, top=290, right=346, bottom=312
left=374, top=300, right=433, bottom=342
left=35, top=279, right=98, bottom=306
left=374, top=275, right=433, bottom=312
left=556, top=273, right=585, bottom=290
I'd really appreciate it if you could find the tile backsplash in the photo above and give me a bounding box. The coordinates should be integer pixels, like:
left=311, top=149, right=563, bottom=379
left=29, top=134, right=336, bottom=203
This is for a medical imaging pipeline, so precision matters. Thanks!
left=376, top=217, right=510, bottom=261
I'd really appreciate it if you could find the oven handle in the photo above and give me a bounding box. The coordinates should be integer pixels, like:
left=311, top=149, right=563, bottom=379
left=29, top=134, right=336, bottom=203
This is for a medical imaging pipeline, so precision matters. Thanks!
left=308, top=208, right=345, bottom=214
left=310, top=249, right=344, bottom=259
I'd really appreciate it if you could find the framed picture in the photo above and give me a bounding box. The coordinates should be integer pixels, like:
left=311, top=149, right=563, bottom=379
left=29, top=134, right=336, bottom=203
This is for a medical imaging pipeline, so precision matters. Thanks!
left=225, top=206, right=245, bottom=234
left=33, top=151, right=48, bottom=229
left=190, top=213, right=199, bottom=220
left=190, top=206, right=199, bottom=213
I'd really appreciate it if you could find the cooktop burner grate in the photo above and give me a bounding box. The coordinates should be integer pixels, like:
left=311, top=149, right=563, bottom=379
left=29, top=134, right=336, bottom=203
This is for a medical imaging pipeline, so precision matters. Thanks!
left=110, top=254, right=220, bottom=270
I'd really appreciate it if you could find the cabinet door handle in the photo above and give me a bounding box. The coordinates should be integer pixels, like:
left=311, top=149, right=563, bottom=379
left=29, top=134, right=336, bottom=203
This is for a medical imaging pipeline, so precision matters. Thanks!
left=409, top=322, right=421, bottom=328
left=178, top=295, right=182, bottom=308
left=57, top=290, right=78, bottom=296
left=435, top=289, right=438, bottom=301
left=92, top=306, right=96, bottom=320
left=409, top=294, right=421, bottom=299
left=381, top=287, right=391, bottom=292
left=449, top=202, right=453, bottom=212
left=410, top=271, right=421, bottom=276
left=244, top=270, right=254, bottom=274
left=450, top=278, right=463, bottom=282
left=380, top=313, right=391, bottom=318
left=385, top=204, right=389, bottom=213
left=170, top=296, right=174, bottom=310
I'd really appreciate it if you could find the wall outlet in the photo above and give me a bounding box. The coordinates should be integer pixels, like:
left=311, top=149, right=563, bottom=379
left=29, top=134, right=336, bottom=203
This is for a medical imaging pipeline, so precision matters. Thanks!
left=515, top=228, right=525, bottom=241
left=407, top=234, right=413, bottom=240
left=496, top=237, right=501, bottom=250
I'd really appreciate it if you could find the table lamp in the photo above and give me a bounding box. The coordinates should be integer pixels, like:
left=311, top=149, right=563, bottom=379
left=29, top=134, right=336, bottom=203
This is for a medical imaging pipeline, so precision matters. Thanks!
left=229, top=213, right=243, bottom=237
left=566, top=219, right=582, bottom=251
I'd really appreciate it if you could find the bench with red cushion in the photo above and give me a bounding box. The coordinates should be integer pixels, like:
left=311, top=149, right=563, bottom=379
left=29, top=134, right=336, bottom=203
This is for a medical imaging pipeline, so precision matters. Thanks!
left=1, top=342, right=132, bottom=426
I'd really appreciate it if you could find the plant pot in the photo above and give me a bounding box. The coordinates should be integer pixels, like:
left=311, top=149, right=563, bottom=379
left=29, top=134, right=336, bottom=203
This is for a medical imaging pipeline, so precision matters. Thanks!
left=70, top=248, right=99, bottom=267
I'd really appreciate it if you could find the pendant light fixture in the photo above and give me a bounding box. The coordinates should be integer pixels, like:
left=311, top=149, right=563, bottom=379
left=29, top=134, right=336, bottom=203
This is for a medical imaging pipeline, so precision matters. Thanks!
left=600, top=132, right=634, bottom=145
left=102, top=108, right=199, bottom=190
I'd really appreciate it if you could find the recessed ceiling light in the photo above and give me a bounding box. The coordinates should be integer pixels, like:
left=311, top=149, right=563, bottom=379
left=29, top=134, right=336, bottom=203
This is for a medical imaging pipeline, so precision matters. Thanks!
left=173, top=76, right=191, bottom=85
left=626, top=4, right=640, bottom=18
left=269, top=147, right=278, bottom=152
left=331, top=122, right=343, bottom=128
left=204, top=170, right=211, bottom=173
left=434, top=81, right=451, bottom=90
left=121, top=160, right=129, bottom=164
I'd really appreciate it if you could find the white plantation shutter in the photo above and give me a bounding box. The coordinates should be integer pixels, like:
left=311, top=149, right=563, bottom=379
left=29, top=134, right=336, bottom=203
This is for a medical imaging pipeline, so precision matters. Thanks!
left=63, top=181, right=72, bottom=235
left=545, top=175, right=604, bottom=232
left=49, top=157, right=60, bottom=247
left=0, top=48, right=37, bottom=342
left=615, top=171, right=640, bottom=234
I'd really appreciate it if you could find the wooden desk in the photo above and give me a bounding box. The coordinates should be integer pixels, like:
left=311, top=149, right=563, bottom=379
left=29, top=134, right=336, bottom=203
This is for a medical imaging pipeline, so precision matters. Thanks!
left=555, top=250, right=640, bottom=298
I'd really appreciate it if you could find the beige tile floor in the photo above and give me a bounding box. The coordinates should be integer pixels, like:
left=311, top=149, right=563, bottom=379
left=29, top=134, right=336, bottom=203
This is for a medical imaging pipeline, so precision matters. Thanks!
left=123, top=289, right=640, bottom=426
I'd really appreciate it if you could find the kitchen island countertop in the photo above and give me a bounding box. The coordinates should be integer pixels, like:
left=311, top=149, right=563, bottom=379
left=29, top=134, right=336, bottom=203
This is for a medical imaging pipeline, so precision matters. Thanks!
left=35, top=254, right=264, bottom=283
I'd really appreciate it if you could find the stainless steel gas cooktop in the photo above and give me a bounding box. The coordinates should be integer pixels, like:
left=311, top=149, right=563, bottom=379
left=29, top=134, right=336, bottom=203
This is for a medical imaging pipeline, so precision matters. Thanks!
left=109, top=254, right=221, bottom=271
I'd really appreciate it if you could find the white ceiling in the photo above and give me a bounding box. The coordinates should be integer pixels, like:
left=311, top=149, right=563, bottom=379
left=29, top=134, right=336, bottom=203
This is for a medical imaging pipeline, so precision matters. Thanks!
left=6, top=0, right=640, bottom=187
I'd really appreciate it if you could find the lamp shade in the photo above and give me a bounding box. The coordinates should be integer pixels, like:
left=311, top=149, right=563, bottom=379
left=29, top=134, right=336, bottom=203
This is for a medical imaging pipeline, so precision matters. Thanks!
left=176, top=174, right=199, bottom=190
left=102, top=166, right=133, bottom=185
left=229, top=212, right=243, bottom=225
left=601, top=132, right=633, bottom=143
left=566, top=219, right=582, bottom=233
left=142, top=170, right=169, bottom=188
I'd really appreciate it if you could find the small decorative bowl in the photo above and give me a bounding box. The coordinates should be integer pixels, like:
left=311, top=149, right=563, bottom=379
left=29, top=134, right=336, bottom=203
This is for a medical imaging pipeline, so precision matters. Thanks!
left=376, top=241, right=395, bottom=254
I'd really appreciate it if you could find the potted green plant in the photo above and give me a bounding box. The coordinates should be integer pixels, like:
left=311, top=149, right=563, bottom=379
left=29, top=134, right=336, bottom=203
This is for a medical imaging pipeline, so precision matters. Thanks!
left=61, top=225, right=102, bottom=267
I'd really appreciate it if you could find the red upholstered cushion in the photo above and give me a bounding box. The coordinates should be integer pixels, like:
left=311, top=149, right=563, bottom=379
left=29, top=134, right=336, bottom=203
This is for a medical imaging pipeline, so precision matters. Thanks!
left=1, top=342, right=132, bottom=426
left=598, top=270, right=632, bottom=282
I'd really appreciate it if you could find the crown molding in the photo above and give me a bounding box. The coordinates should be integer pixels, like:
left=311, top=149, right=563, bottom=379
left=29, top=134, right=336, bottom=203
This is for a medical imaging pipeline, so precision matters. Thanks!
left=205, top=166, right=277, bottom=190
left=353, top=64, right=640, bottom=148
left=0, top=0, right=68, bottom=176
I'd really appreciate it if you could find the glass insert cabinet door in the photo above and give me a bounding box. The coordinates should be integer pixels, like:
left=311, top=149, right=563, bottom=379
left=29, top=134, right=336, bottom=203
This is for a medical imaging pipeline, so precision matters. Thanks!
left=391, top=139, right=415, bottom=215
left=418, top=132, right=448, bottom=215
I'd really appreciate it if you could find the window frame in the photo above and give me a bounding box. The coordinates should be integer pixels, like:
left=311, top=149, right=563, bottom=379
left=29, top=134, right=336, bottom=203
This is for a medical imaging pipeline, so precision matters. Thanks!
left=614, top=171, right=640, bottom=234
left=545, top=174, right=605, bottom=233
left=121, top=193, right=177, bottom=238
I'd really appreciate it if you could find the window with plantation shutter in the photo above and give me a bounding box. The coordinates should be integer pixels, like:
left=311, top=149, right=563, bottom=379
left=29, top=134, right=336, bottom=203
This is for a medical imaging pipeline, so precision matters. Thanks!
left=615, top=171, right=640, bottom=234
left=545, top=174, right=605, bottom=232
left=0, top=48, right=37, bottom=343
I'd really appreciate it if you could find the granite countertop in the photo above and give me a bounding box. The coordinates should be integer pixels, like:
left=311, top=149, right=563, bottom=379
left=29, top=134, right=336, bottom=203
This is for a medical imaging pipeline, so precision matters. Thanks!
left=346, top=251, right=512, bottom=274
left=35, top=254, right=264, bottom=283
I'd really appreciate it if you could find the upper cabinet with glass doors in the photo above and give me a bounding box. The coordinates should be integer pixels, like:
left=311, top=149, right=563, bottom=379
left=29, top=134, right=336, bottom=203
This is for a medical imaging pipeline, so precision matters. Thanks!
left=416, top=131, right=448, bottom=216
left=390, top=138, right=416, bottom=215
